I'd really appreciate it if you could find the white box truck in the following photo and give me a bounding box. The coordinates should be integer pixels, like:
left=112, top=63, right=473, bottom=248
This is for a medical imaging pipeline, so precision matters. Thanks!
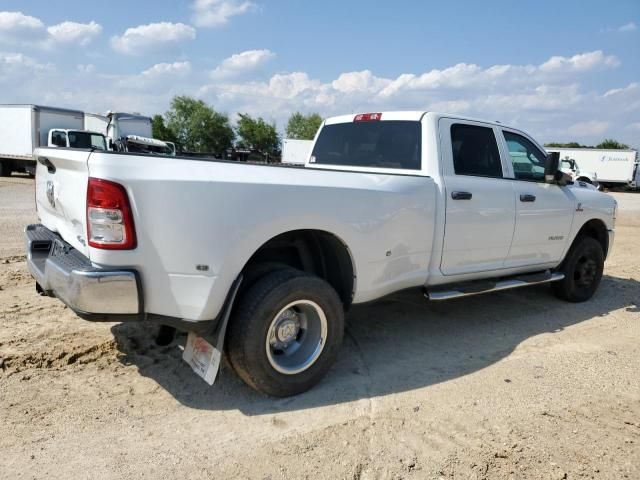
left=546, top=147, right=639, bottom=189
left=0, top=104, right=84, bottom=176
left=281, top=138, right=313, bottom=165
left=85, top=111, right=153, bottom=151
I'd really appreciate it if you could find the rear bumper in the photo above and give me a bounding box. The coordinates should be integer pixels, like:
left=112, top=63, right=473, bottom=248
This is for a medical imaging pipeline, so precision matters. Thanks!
left=24, top=224, right=141, bottom=318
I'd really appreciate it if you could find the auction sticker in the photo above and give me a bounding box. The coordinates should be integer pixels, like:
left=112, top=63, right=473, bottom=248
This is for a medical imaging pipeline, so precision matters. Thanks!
left=183, top=332, right=220, bottom=385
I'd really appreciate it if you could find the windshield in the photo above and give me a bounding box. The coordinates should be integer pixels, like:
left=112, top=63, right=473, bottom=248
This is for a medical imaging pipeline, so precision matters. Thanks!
left=68, top=132, right=107, bottom=150
left=311, top=120, right=421, bottom=170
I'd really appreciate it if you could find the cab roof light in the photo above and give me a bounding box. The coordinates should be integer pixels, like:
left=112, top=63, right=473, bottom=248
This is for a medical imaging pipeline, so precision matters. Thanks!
left=354, top=113, right=382, bottom=122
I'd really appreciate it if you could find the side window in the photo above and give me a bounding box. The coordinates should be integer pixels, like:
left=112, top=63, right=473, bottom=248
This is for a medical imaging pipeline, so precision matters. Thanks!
left=451, top=124, right=503, bottom=178
left=503, top=131, right=546, bottom=182
left=51, top=131, right=67, bottom=147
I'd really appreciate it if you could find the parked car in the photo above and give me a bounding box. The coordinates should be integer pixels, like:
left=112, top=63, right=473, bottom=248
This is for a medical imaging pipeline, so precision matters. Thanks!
left=25, top=111, right=617, bottom=396
left=546, top=147, right=638, bottom=190
left=0, top=104, right=84, bottom=176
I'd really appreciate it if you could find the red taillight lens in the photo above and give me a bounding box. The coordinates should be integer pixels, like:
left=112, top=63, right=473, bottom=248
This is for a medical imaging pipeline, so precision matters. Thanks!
left=354, top=112, right=382, bottom=122
left=87, top=177, right=136, bottom=250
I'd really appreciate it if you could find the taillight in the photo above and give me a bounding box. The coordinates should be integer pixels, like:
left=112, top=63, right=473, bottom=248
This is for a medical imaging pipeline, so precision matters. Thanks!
left=354, top=113, right=382, bottom=122
left=87, top=177, right=136, bottom=249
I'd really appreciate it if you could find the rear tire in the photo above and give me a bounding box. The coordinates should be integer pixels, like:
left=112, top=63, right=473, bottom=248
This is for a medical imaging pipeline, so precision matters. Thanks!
left=552, top=236, right=604, bottom=302
left=226, top=268, right=344, bottom=397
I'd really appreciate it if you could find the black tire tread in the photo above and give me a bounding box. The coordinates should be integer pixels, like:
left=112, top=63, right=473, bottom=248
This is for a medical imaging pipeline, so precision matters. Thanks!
left=226, top=268, right=344, bottom=396
left=553, top=235, right=604, bottom=302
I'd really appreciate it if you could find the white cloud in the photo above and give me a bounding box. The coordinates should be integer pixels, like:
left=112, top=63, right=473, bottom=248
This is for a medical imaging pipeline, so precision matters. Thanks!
left=0, top=51, right=52, bottom=86
left=111, top=22, right=196, bottom=55
left=211, top=49, right=275, bottom=78
left=142, top=61, right=192, bottom=77
left=0, top=11, right=44, bottom=33
left=618, top=22, right=637, bottom=32
left=191, top=0, right=256, bottom=27
left=332, top=70, right=390, bottom=94
left=539, top=50, right=619, bottom=72
left=47, top=21, right=102, bottom=46
left=116, top=61, right=192, bottom=90
left=0, top=11, right=102, bottom=48
left=196, top=49, right=638, bottom=146
left=627, top=122, right=640, bottom=131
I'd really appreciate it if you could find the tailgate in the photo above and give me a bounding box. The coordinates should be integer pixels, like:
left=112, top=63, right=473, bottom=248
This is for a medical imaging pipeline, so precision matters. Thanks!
left=34, top=147, right=91, bottom=257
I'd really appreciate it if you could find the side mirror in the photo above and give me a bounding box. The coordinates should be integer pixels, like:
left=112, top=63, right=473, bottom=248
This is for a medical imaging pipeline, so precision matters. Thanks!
left=545, top=152, right=560, bottom=183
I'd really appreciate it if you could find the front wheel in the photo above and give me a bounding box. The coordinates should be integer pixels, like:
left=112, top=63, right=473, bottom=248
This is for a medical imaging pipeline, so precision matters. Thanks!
left=226, top=268, right=344, bottom=397
left=552, top=236, right=604, bottom=302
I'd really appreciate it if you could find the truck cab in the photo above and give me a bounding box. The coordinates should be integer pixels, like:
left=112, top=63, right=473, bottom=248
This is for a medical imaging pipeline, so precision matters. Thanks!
left=48, top=129, right=107, bottom=151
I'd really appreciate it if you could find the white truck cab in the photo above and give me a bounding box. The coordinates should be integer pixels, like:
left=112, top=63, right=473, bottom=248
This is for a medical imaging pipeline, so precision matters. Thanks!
left=48, top=129, right=107, bottom=150
left=25, top=111, right=617, bottom=396
left=559, top=157, right=599, bottom=189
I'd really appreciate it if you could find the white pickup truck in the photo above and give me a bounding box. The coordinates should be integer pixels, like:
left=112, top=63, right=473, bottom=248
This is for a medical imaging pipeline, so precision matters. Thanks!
left=25, top=111, right=617, bottom=396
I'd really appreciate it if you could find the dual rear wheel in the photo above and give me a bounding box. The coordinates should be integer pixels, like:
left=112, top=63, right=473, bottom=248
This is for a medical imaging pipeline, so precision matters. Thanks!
left=225, top=267, right=344, bottom=397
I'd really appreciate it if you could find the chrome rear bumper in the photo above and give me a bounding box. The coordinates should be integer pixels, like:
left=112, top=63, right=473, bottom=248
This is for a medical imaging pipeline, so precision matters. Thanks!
left=24, top=224, right=141, bottom=317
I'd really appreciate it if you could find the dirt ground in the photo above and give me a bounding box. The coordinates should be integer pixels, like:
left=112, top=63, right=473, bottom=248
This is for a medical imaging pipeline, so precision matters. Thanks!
left=1, top=176, right=638, bottom=480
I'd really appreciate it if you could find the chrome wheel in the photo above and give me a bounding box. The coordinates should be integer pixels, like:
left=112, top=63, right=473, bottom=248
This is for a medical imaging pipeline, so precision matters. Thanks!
left=265, top=300, right=327, bottom=375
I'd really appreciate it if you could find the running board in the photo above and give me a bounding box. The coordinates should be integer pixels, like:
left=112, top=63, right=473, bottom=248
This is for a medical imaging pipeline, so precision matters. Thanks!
left=425, top=271, right=565, bottom=301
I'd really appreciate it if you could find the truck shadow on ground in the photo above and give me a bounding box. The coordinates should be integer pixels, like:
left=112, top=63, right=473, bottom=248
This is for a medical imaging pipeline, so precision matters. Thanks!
left=110, top=274, right=639, bottom=415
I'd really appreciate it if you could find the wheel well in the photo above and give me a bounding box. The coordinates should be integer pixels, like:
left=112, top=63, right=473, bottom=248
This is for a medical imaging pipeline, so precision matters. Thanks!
left=241, top=230, right=355, bottom=308
left=575, top=219, right=608, bottom=257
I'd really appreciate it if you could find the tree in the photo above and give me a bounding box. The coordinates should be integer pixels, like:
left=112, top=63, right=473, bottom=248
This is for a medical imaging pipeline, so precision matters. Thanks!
left=596, top=139, right=629, bottom=150
left=236, top=113, right=280, bottom=155
left=285, top=112, right=323, bottom=140
left=164, top=96, right=234, bottom=154
left=545, top=142, right=587, bottom=148
left=151, top=114, right=177, bottom=143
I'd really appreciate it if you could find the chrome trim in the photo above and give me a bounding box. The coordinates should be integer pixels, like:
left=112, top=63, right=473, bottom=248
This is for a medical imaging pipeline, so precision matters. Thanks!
left=25, top=224, right=140, bottom=315
left=426, top=272, right=565, bottom=301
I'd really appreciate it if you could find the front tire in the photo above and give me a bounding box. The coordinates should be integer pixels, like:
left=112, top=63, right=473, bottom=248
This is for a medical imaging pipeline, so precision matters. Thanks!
left=552, top=236, right=604, bottom=302
left=226, top=268, right=344, bottom=397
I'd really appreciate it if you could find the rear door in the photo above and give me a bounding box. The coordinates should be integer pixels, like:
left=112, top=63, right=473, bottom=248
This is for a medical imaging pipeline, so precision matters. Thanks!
left=34, top=147, right=91, bottom=256
left=439, top=118, right=515, bottom=275
left=499, top=129, right=574, bottom=267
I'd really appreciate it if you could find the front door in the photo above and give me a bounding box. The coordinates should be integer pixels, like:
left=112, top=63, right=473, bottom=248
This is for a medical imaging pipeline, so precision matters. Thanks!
left=499, top=129, right=575, bottom=268
left=439, top=119, right=516, bottom=275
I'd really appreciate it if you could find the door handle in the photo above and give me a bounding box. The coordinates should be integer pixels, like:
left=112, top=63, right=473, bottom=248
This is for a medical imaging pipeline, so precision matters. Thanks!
left=37, top=157, right=56, bottom=174
left=451, top=191, right=472, bottom=200
left=520, top=194, right=536, bottom=202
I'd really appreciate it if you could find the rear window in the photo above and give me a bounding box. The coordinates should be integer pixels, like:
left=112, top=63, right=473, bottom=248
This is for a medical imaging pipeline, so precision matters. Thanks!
left=310, top=121, right=421, bottom=170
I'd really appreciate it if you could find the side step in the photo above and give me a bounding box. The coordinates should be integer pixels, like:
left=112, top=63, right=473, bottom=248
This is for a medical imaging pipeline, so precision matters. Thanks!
left=425, top=271, right=564, bottom=301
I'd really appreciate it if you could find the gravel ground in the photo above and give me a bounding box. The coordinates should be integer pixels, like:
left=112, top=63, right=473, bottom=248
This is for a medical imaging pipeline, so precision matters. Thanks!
left=1, top=176, right=638, bottom=479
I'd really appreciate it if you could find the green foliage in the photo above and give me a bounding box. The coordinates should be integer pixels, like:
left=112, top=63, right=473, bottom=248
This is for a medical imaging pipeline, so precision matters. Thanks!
left=596, top=139, right=629, bottom=149
left=285, top=112, right=323, bottom=140
left=545, top=142, right=586, bottom=148
left=164, top=96, right=234, bottom=154
left=546, top=139, right=630, bottom=150
left=151, top=114, right=177, bottom=143
left=236, top=113, right=280, bottom=155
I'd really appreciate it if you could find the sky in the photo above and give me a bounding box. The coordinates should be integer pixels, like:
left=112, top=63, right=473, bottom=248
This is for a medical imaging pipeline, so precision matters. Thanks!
left=0, top=0, right=638, bottom=147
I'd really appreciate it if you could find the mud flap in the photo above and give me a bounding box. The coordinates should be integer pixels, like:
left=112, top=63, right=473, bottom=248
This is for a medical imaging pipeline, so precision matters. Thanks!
left=183, top=333, right=220, bottom=385
left=182, top=274, right=243, bottom=385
